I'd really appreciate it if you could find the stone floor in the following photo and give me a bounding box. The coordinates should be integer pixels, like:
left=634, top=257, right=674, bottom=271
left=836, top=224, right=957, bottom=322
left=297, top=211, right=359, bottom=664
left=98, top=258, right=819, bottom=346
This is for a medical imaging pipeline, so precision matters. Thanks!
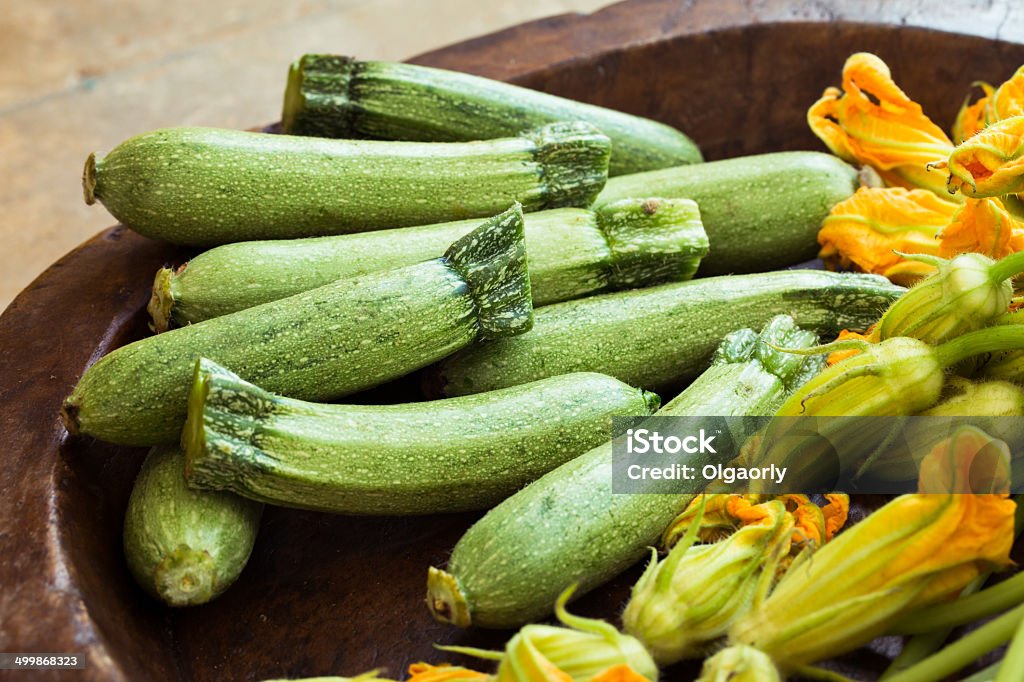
left=0, top=0, right=609, bottom=311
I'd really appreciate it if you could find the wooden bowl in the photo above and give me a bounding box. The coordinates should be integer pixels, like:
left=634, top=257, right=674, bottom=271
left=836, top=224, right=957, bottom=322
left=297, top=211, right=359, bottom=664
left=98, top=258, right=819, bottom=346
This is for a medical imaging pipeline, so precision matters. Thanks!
left=3, top=1, right=1023, bottom=679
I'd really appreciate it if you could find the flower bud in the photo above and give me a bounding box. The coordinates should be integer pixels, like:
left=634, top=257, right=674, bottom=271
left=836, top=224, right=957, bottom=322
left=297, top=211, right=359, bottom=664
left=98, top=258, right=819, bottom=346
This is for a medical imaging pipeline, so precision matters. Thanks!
left=445, top=587, right=658, bottom=682
left=695, top=645, right=781, bottom=682
left=874, top=252, right=1015, bottom=344
left=808, top=53, right=954, bottom=197
left=623, top=499, right=792, bottom=664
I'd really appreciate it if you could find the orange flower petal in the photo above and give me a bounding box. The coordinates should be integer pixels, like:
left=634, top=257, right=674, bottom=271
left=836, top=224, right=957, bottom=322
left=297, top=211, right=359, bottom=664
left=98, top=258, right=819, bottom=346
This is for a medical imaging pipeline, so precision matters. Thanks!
left=938, top=196, right=1024, bottom=259
left=588, top=665, right=651, bottom=682
left=821, top=493, right=851, bottom=540
left=818, top=187, right=956, bottom=285
left=945, top=115, right=1024, bottom=197
left=826, top=328, right=877, bottom=366
left=989, top=66, right=1024, bottom=123
left=953, top=91, right=991, bottom=144
left=808, top=53, right=954, bottom=196
left=407, top=664, right=490, bottom=682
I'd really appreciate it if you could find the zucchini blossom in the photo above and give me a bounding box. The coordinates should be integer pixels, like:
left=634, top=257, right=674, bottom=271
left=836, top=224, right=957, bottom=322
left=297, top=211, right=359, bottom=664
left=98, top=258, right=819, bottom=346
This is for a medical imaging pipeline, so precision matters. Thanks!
left=817, top=187, right=956, bottom=285
left=938, top=115, right=1024, bottom=198
left=695, top=645, right=781, bottom=682
left=808, top=53, right=954, bottom=197
left=729, top=426, right=1016, bottom=672
left=953, top=65, right=1024, bottom=143
left=442, top=587, right=657, bottom=682
left=623, top=498, right=793, bottom=663
left=938, top=197, right=1024, bottom=259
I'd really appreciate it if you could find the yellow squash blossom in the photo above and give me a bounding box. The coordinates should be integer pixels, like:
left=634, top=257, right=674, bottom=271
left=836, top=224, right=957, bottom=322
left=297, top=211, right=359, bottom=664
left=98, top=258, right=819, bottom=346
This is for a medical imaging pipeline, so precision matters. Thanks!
left=818, top=186, right=957, bottom=284
left=939, top=115, right=1024, bottom=197
left=407, top=663, right=650, bottom=682
left=808, top=53, right=954, bottom=196
left=954, top=66, right=1024, bottom=143
left=938, top=196, right=1024, bottom=258
left=695, top=645, right=781, bottom=682
left=729, top=426, right=1016, bottom=672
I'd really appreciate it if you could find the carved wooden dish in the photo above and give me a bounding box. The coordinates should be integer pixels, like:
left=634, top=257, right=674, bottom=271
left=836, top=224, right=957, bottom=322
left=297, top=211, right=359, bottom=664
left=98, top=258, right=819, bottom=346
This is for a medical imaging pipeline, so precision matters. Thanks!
left=3, top=1, right=1024, bottom=679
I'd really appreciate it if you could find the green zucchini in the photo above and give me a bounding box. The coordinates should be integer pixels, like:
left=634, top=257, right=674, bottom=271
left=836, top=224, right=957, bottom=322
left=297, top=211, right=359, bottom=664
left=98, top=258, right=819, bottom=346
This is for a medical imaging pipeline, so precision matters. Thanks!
left=426, top=316, right=824, bottom=629
left=123, top=445, right=262, bottom=606
left=182, top=358, right=659, bottom=515
left=83, top=122, right=610, bottom=247
left=62, top=206, right=531, bottom=446
left=595, top=151, right=860, bottom=274
left=149, top=198, right=707, bottom=331
left=282, top=54, right=701, bottom=176
left=427, top=270, right=903, bottom=398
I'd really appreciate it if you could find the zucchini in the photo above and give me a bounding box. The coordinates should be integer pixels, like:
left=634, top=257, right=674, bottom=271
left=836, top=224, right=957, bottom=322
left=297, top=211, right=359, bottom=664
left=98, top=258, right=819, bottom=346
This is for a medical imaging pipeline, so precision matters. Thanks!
left=427, top=270, right=903, bottom=398
left=83, top=122, right=610, bottom=247
left=426, top=316, right=824, bottom=629
left=282, top=54, right=702, bottom=176
left=595, top=152, right=860, bottom=274
left=123, top=445, right=262, bottom=606
left=182, top=359, right=659, bottom=515
left=62, top=206, right=531, bottom=446
left=149, top=198, right=707, bottom=331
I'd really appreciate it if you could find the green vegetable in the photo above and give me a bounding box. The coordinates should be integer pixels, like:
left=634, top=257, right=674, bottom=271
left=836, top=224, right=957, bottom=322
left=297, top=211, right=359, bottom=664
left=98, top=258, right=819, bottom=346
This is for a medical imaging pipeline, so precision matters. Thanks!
left=428, top=270, right=903, bottom=398
left=281, top=54, right=701, bottom=176
left=595, top=151, right=859, bottom=274
left=183, top=358, right=659, bottom=515
left=149, top=198, right=707, bottom=331
left=62, top=206, right=531, bottom=446
left=83, top=122, right=610, bottom=246
left=123, top=445, right=262, bottom=606
left=426, top=316, right=824, bottom=629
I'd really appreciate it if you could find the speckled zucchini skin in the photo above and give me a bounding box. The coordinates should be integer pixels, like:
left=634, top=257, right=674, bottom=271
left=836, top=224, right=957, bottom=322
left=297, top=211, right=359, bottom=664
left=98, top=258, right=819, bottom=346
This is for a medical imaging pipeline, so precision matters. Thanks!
left=150, top=197, right=707, bottom=330
left=63, top=206, right=532, bottom=446
left=84, top=122, right=610, bottom=246
left=428, top=270, right=904, bottom=398
left=426, top=316, right=824, bottom=628
left=183, top=359, right=659, bottom=515
left=123, top=446, right=262, bottom=607
left=281, top=55, right=701, bottom=176
left=596, top=151, right=859, bottom=274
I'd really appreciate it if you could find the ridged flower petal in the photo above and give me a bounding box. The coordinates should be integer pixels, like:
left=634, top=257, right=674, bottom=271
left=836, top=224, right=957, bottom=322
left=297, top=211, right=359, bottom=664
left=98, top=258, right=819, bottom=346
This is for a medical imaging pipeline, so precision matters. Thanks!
left=938, top=197, right=1024, bottom=259
left=943, top=115, right=1024, bottom=197
left=818, top=187, right=957, bottom=285
left=808, top=53, right=954, bottom=195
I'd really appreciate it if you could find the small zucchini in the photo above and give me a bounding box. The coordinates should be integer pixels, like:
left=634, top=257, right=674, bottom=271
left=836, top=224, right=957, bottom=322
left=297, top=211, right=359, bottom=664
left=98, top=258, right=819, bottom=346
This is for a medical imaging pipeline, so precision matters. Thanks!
left=123, top=445, right=262, bottom=607
left=426, top=316, right=824, bottom=629
left=282, top=54, right=702, bottom=176
left=84, top=122, right=610, bottom=246
left=149, top=198, right=707, bottom=331
left=62, top=205, right=531, bottom=446
left=427, top=270, right=903, bottom=398
left=183, top=358, right=660, bottom=515
left=595, top=151, right=860, bottom=274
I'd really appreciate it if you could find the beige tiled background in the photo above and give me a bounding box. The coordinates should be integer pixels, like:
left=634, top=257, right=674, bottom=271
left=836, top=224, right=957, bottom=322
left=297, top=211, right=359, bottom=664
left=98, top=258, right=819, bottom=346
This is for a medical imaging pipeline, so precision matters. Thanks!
left=0, top=0, right=610, bottom=311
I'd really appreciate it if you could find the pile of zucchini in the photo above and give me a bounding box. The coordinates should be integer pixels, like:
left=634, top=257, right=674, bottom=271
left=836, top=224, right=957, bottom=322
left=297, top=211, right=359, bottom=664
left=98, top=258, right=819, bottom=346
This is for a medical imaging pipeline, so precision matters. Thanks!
left=68, top=54, right=905, bottom=663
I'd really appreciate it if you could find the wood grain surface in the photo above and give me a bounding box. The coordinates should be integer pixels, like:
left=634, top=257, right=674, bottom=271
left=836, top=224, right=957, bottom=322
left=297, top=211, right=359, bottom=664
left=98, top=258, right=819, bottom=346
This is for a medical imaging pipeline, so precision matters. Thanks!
left=3, top=1, right=1024, bottom=679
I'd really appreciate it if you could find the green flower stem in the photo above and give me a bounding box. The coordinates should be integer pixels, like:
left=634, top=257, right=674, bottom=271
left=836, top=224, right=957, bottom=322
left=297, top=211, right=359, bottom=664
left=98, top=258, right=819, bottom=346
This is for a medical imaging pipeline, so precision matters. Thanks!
left=963, top=662, right=1001, bottom=682
left=794, top=665, right=857, bottom=682
left=995, top=610, right=1024, bottom=682
left=989, top=250, right=1024, bottom=283
left=935, top=326, right=1024, bottom=368
left=884, top=604, right=1024, bottom=682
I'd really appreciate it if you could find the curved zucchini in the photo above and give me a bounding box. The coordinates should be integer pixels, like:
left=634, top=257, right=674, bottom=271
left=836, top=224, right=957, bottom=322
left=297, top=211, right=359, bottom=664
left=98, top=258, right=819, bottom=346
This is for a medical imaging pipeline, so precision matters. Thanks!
left=426, top=316, right=824, bottom=629
left=596, top=152, right=860, bottom=274
left=62, top=206, right=531, bottom=446
left=183, top=359, right=660, bottom=515
left=428, top=270, right=903, bottom=398
left=124, top=446, right=262, bottom=606
left=149, top=198, right=707, bottom=331
left=282, top=54, right=702, bottom=176
left=84, top=122, right=610, bottom=246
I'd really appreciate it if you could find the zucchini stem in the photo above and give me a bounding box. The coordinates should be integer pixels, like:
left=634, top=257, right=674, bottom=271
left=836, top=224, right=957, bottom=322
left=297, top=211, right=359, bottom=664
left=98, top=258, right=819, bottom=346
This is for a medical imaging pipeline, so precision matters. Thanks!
left=426, top=567, right=472, bottom=627
left=82, top=152, right=97, bottom=205
left=935, top=325, right=1024, bottom=367
left=148, top=267, right=176, bottom=334
left=990, top=250, right=1024, bottom=283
